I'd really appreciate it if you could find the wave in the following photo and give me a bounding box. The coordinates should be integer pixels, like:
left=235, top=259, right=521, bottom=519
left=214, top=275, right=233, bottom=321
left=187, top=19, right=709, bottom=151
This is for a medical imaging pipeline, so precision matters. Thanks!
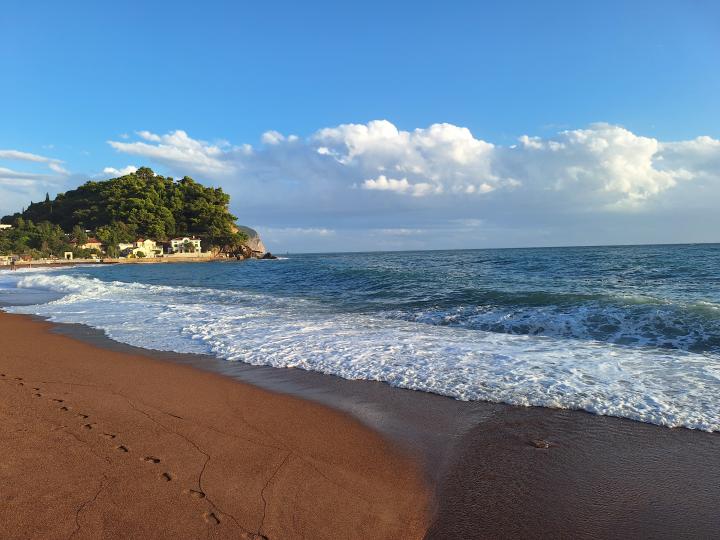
left=382, top=297, right=720, bottom=353
left=4, top=271, right=720, bottom=433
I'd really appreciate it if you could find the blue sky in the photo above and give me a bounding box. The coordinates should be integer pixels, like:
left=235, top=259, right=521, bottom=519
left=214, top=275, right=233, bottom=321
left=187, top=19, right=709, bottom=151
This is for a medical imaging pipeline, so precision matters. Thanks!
left=1, top=1, right=719, bottom=252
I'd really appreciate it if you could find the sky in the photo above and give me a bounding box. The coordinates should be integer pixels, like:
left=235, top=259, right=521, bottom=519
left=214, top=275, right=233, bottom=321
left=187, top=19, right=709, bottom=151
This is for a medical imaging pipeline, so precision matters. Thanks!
left=1, top=0, right=718, bottom=252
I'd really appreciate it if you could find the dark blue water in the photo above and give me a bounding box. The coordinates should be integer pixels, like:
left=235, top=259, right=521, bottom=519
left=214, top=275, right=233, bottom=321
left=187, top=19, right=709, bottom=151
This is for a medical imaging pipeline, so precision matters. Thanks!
left=70, top=244, right=720, bottom=353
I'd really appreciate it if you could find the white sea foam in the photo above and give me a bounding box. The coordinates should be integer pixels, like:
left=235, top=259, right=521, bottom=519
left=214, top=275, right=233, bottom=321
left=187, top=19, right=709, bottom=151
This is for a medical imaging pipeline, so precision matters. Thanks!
left=4, top=272, right=720, bottom=432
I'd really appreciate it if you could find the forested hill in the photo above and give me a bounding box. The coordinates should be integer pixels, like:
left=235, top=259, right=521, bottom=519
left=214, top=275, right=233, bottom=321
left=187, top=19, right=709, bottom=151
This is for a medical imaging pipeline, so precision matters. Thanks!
left=1, top=167, right=249, bottom=253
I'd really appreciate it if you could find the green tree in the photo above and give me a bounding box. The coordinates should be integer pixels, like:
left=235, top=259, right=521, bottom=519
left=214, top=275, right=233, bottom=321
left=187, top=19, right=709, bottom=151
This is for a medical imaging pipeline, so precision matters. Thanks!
left=0, top=219, right=72, bottom=258
left=2, top=167, right=245, bottom=251
left=72, top=225, right=88, bottom=246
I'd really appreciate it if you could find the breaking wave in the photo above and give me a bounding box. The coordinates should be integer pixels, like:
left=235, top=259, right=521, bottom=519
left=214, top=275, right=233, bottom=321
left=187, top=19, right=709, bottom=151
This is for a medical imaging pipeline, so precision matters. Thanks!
left=3, top=270, right=720, bottom=432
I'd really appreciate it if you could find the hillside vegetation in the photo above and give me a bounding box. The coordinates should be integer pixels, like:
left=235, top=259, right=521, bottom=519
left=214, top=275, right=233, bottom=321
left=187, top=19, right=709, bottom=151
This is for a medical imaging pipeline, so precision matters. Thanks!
left=0, top=167, right=248, bottom=258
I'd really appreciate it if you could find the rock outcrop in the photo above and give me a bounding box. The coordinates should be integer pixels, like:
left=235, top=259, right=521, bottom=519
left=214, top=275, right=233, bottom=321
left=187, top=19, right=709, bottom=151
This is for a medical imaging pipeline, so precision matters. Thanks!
left=232, top=225, right=271, bottom=259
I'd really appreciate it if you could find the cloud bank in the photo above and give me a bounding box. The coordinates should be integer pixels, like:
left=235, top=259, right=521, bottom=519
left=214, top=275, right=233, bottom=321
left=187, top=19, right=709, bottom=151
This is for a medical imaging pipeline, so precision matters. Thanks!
left=2, top=121, right=718, bottom=252
left=102, top=121, right=719, bottom=250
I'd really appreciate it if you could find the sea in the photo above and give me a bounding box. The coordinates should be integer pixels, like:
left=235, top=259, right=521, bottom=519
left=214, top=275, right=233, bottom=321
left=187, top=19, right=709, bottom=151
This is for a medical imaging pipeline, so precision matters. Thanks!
left=1, top=244, right=719, bottom=431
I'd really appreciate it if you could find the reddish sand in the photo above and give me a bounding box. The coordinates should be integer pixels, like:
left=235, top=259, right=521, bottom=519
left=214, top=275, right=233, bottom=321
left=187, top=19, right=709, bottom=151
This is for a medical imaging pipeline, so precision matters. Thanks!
left=0, top=313, right=429, bottom=539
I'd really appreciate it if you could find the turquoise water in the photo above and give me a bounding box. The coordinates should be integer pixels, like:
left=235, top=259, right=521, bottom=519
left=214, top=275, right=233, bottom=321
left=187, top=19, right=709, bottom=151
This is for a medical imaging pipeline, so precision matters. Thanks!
left=2, top=244, right=719, bottom=430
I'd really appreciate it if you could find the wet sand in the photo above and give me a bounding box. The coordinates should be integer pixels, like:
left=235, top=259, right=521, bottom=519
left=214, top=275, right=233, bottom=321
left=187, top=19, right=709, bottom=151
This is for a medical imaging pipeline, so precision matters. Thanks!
left=2, top=312, right=719, bottom=538
left=0, top=313, right=429, bottom=539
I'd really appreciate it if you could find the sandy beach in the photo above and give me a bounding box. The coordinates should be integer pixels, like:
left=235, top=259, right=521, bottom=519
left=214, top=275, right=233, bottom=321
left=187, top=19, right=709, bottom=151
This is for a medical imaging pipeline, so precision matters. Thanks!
left=0, top=313, right=429, bottom=539
left=2, top=312, right=720, bottom=539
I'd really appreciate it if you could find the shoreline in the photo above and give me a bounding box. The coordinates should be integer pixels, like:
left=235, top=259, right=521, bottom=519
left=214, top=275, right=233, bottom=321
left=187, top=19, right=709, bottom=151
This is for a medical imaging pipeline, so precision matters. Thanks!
left=2, top=312, right=720, bottom=538
left=0, top=313, right=429, bottom=539
left=0, top=255, right=233, bottom=269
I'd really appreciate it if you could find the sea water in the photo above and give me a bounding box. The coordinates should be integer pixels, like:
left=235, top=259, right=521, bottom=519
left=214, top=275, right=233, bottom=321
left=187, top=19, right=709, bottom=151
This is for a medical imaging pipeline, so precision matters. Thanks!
left=1, top=244, right=719, bottom=431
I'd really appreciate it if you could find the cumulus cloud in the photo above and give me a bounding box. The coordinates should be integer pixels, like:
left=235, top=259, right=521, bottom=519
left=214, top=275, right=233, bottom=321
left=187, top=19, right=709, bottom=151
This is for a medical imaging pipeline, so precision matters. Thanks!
left=313, top=120, right=498, bottom=196
left=2, top=120, right=715, bottom=250
left=261, top=130, right=285, bottom=145
left=503, top=123, right=691, bottom=208
left=361, top=175, right=441, bottom=197
left=102, top=121, right=720, bottom=250
left=108, top=130, right=251, bottom=175
left=107, top=121, right=719, bottom=211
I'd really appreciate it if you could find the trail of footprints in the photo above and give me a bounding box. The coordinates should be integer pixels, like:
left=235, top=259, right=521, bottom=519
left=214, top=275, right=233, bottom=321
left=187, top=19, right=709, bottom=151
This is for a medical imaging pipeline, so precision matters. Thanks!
left=2, top=372, right=220, bottom=528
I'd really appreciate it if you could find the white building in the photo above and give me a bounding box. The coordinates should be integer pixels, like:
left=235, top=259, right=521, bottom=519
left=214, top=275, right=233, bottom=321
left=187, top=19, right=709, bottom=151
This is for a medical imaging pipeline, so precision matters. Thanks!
left=119, top=238, right=162, bottom=258
left=0, top=224, right=12, bottom=230
left=168, top=237, right=202, bottom=254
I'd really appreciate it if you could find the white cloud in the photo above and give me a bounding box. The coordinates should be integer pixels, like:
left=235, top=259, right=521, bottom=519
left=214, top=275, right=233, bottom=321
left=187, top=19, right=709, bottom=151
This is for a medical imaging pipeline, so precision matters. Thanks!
left=258, top=227, right=336, bottom=248
left=361, top=175, right=441, bottom=197
left=261, top=130, right=285, bottom=145
left=0, top=149, right=73, bottom=214
left=108, top=130, right=245, bottom=175
left=373, top=228, right=426, bottom=236
left=0, top=148, right=68, bottom=175
left=102, top=165, right=139, bottom=177
left=506, top=123, right=690, bottom=208
left=136, top=130, right=162, bottom=142
left=312, top=120, right=497, bottom=195
left=0, top=149, right=57, bottom=163
left=261, top=227, right=335, bottom=236
left=48, top=162, right=69, bottom=175
left=101, top=121, right=720, bottom=251
left=0, top=119, right=707, bottom=250
left=107, top=121, right=719, bottom=215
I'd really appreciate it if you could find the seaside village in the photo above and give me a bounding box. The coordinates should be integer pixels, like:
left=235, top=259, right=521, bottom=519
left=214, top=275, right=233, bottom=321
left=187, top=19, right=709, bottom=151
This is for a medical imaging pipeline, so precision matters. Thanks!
left=0, top=222, right=211, bottom=266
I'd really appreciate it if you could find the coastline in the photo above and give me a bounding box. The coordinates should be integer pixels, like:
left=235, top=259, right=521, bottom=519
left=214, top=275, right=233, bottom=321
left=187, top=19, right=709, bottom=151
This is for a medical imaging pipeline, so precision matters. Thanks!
left=0, top=313, right=429, bottom=539
left=0, top=254, right=231, bottom=269
left=2, top=312, right=720, bottom=538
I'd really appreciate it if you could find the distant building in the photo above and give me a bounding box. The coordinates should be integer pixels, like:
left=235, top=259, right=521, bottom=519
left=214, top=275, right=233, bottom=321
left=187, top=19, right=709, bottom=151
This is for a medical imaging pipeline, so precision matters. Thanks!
left=119, top=238, right=163, bottom=258
left=168, top=237, right=202, bottom=254
left=0, top=224, right=12, bottom=230
left=80, top=237, right=104, bottom=252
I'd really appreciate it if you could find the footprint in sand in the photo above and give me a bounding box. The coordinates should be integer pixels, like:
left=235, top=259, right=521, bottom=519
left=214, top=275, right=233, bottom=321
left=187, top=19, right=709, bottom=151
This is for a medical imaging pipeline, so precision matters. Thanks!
left=13, top=377, right=22, bottom=381
left=32, top=393, right=42, bottom=398
left=185, top=489, right=206, bottom=499
left=101, top=433, right=116, bottom=440
left=52, top=398, right=64, bottom=403
left=32, top=387, right=40, bottom=391
left=59, top=406, right=70, bottom=411
left=142, top=456, right=161, bottom=464
left=77, top=413, right=89, bottom=419
left=116, top=445, right=129, bottom=452
left=81, top=423, right=96, bottom=430
left=203, top=512, right=220, bottom=525
left=159, top=472, right=173, bottom=482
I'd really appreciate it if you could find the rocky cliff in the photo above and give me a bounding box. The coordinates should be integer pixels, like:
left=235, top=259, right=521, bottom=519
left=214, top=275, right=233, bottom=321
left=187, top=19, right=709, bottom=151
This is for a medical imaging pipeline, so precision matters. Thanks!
left=234, top=225, right=268, bottom=256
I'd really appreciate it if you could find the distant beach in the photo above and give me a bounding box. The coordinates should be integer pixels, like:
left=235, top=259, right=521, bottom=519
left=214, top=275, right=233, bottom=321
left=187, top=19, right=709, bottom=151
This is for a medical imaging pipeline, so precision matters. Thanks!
left=0, top=253, right=227, bottom=269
